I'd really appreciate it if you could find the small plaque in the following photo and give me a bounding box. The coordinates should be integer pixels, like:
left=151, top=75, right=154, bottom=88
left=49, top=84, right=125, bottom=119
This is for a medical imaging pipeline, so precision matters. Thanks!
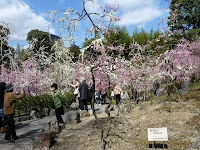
left=148, top=128, right=168, bottom=141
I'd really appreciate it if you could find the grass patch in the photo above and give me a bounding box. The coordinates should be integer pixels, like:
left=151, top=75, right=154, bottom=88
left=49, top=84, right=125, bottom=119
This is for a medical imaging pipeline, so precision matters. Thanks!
left=169, top=136, right=192, bottom=150
left=186, top=115, right=200, bottom=127
left=182, top=90, right=200, bottom=101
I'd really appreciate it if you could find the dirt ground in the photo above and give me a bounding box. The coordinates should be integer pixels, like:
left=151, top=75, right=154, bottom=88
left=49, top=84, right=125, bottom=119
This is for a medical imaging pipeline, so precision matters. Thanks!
left=51, top=88, right=200, bottom=150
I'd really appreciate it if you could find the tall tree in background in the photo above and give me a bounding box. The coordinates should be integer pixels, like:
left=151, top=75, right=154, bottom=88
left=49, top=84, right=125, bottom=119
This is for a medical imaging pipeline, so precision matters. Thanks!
left=0, top=23, right=14, bottom=66
left=131, top=28, right=163, bottom=55
left=169, top=0, right=200, bottom=40
left=69, top=43, right=80, bottom=62
left=104, top=25, right=132, bottom=59
left=15, top=44, right=30, bottom=61
left=27, top=29, right=54, bottom=55
left=132, top=28, right=150, bottom=46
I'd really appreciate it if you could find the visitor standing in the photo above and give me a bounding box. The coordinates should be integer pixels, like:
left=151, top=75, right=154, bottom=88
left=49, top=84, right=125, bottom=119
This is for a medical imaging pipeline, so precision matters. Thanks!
left=114, top=84, right=122, bottom=106
left=88, top=84, right=94, bottom=105
left=95, top=89, right=101, bottom=105
left=4, top=83, right=24, bottom=143
left=51, top=83, right=64, bottom=124
left=78, top=79, right=89, bottom=111
left=0, top=82, right=6, bottom=133
left=101, top=87, right=107, bottom=104
left=131, top=88, right=138, bottom=101
left=71, top=79, right=80, bottom=104
left=153, top=80, right=160, bottom=96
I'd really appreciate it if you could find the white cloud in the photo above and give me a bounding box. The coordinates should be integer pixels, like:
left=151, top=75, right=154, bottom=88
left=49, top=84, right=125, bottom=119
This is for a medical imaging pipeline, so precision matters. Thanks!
left=85, top=0, right=102, bottom=14
left=59, top=0, right=65, bottom=4
left=117, top=7, right=162, bottom=26
left=116, top=0, right=163, bottom=27
left=0, top=0, right=55, bottom=42
left=86, top=0, right=164, bottom=27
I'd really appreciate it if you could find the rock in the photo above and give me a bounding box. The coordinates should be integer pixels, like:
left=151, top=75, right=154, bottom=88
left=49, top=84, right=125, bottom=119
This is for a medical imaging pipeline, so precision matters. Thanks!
left=40, top=111, right=46, bottom=117
left=70, top=102, right=79, bottom=110
left=14, top=117, right=20, bottom=123
left=48, top=121, right=60, bottom=134
left=43, top=108, right=49, bottom=117
left=49, top=109, right=55, bottom=116
left=30, top=110, right=37, bottom=119
left=187, top=138, right=200, bottom=150
left=80, top=110, right=90, bottom=118
left=19, top=115, right=31, bottom=122
left=33, top=132, right=56, bottom=150
left=63, top=105, right=67, bottom=113
left=179, top=88, right=189, bottom=96
left=179, top=80, right=189, bottom=96
left=65, top=110, right=80, bottom=125
left=181, top=80, right=189, bottom=89
left=36, top=112, right=42, bottom=118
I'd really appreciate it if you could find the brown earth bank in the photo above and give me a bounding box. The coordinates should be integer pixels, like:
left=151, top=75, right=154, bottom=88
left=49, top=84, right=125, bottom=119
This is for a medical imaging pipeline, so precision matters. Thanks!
left=51, top=88, right=200, bottom=150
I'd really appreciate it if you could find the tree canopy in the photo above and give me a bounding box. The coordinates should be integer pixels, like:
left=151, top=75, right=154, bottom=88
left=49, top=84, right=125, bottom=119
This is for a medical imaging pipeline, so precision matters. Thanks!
left=104, top=25, right=132, bottom=59
left=0, top=24, right=14, bottom=65
left=169, top=0, right=200, bottom=40
left=26, top=29, right=53, bottom=55
left=69, top=43, right=81, bottom=62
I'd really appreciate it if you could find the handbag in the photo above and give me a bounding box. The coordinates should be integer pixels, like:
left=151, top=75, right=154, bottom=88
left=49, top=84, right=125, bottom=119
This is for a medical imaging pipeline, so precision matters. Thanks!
left=111, top=91, right=114, bottom=97
left=0, top=109, right=5, bottom=118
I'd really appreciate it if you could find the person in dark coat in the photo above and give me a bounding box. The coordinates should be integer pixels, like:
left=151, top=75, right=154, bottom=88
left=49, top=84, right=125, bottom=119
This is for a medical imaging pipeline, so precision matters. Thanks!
left=131, top=88, right=138, bottom=100
left=78, top=80, right=89, bottom=111
left=0, top=82, right=6, bottom=133
left=153, top=80, right=160, bottom=96
left=101, top=87, right=107, bottom=104
left=88, top=84, right=94, bottom=105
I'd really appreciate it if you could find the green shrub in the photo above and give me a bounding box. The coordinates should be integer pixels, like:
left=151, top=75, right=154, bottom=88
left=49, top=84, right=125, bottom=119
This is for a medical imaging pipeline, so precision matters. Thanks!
left=15, top=92, right=75, bottom=116
left=111, top=100, right=116, bottom=105
left=16, top=94, right=53, bottom=116
left=63, top=92, right=75, bottom=107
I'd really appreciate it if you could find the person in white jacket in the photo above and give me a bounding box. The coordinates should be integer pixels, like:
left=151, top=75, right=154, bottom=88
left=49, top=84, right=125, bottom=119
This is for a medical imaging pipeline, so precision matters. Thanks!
left=71, top=79, right=80, bottom=104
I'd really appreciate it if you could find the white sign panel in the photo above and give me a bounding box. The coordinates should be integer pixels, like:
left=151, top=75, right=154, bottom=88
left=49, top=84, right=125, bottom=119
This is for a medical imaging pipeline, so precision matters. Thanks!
left=148, top=128, right=168, bottom=141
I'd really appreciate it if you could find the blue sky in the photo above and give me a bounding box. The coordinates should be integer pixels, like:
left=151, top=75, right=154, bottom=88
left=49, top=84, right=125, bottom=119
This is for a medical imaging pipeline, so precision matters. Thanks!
left=0, top=0, right=170, bottom=48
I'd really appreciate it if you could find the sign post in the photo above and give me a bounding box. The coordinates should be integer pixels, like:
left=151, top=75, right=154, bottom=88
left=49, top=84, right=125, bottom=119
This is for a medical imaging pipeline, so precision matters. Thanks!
left=147, top=128, right=168, bottom=149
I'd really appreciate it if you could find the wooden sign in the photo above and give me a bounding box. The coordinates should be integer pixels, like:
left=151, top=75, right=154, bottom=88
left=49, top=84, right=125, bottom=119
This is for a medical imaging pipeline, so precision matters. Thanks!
left=148, top=128, right=168, bottom=141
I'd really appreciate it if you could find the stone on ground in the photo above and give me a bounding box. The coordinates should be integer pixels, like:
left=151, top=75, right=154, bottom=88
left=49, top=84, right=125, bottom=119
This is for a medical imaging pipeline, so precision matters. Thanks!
left=187, top=138, right=200, bottom=150
left=49, top=109, right=55, bottom=116
left=179, top=80, right=189, bottom=96
left=30, top=110, right=37, bottom=119
left=43, top=108, right=49, bottom=117
left=65, top=110, right=80, bottom=125
left=70, top=102, right=79, bottom=110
